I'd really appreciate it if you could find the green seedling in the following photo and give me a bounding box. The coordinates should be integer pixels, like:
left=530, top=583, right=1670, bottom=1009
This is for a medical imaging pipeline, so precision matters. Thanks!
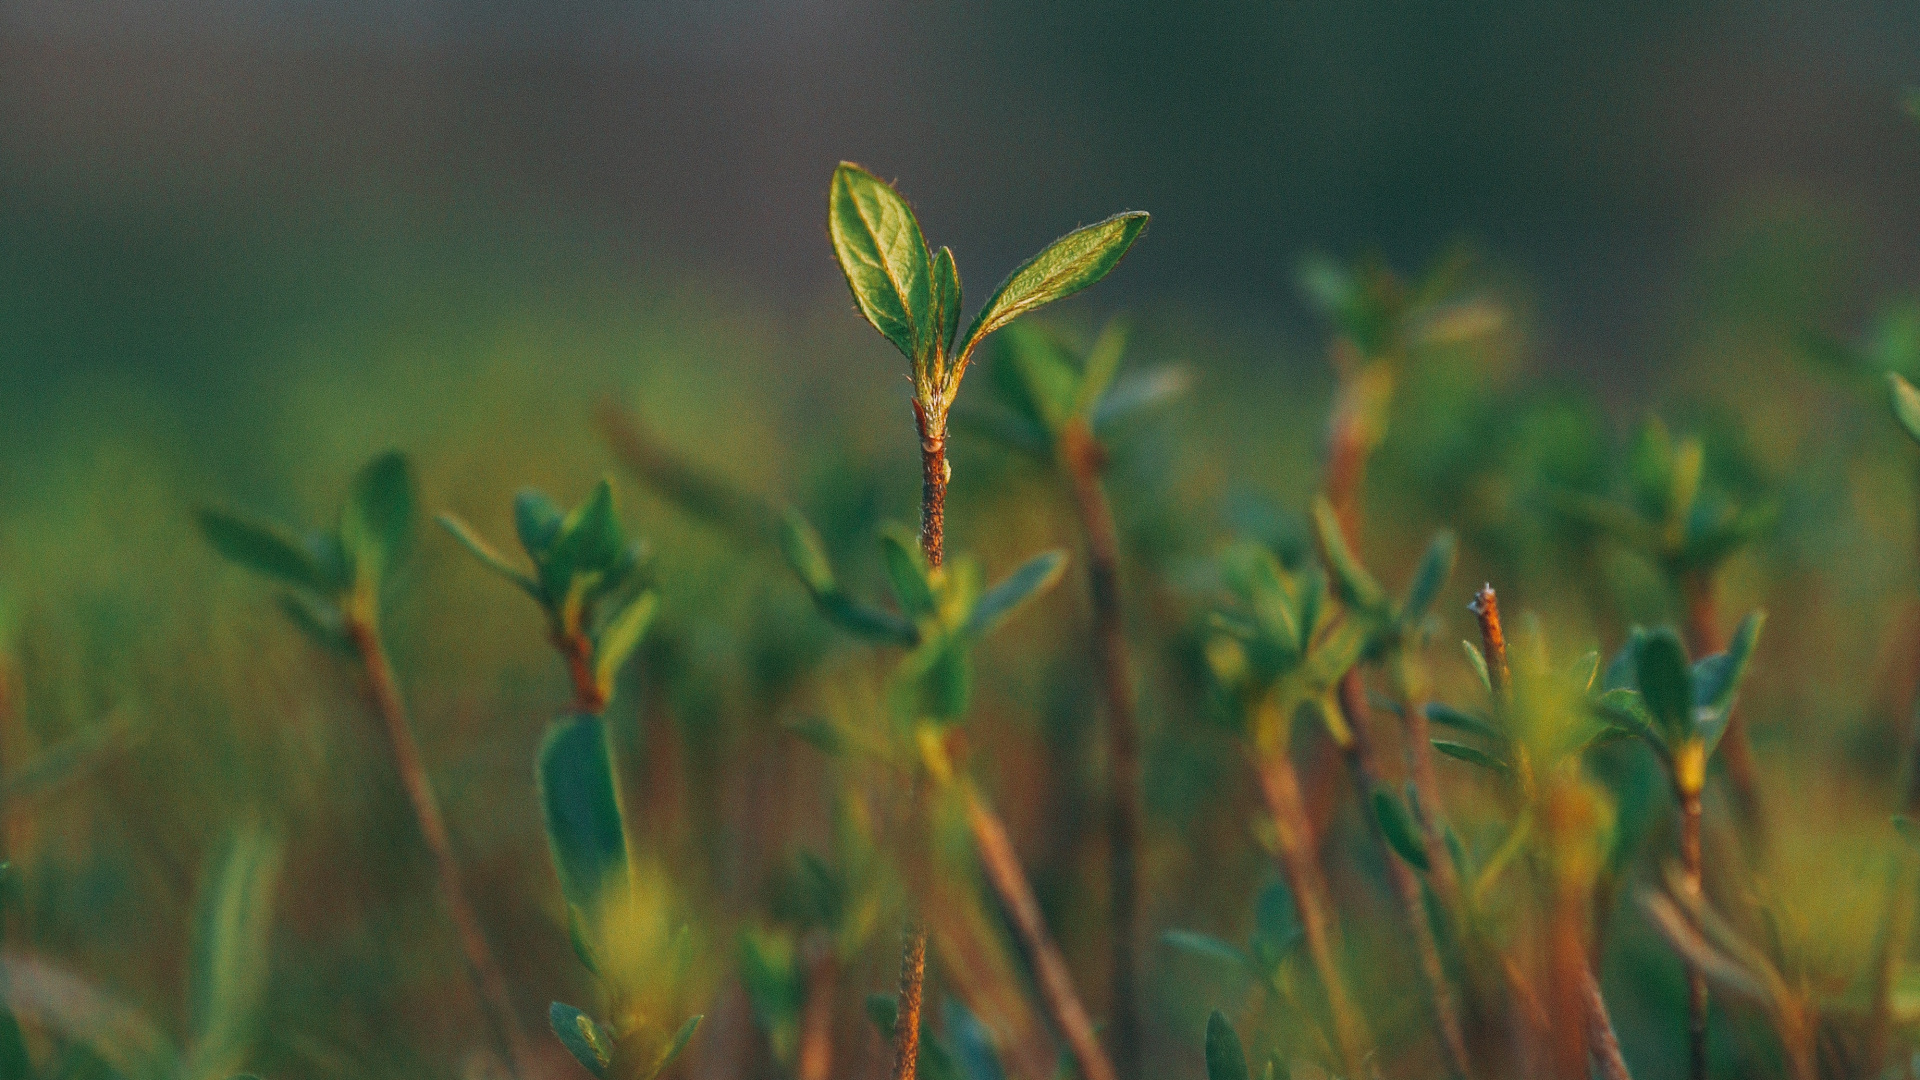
left=0, top=823, right=281, bottom=1080
left=540, top=715, right=703, bottom=1080
left=1203, top=540, right=1370, bottom=1078
left=199, top=452, right=537, bottom=1079
left=441, top=478, right=656, bottom=715
left=1201, top=1010, right=1293, bottom=1080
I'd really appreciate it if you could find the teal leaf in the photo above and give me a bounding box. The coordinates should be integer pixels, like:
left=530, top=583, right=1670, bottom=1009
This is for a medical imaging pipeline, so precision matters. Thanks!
left=1692, top=611, right=1764, bottom=720
left=277, top=593, right=352, bottom=654
left=1370, top=790, right=1430, bottom=872
left=778, top=510, right=916, bottom=645
left=339, top=451, right=415, bottom=590
left=1204, top=1011, right=1251, bottom=1080
left=1091, top=366, right=1191, bottom=435
left=1161, top=930, right=1252, bottom=970
left=1423, top=703, right=1500, bottom=743
left=1462, top=641, right=1491, bottom=692
left=1633, top=628, right=1694, bottom=742
left=943, top=998, right=1008, bottom=1080
left=1893, top=372, right=1920, bottom=445
left=548, top=1002, right=613, bottom=1080
left=515, top=490, right=566, bottom=559
left=0, top=998, right=26, bottom=1080
left=881, top=527, right=937, bottom=619
left=778, top=508, right=839, bottom=597
left=865, top=993, right=899, bottom=1036
left=829, top=163, right=934, bottom=365
left=1002, top=323, right=1080, bottom=433
left=1897, top=815, right=1920, bottom=847
left=197, top=508, right=334, bottom=593
left=1401, top=531, right=1457, bottom=624
left=965, top=550, right=1067, bottom=640
left=594, top=591, right=659, bottom=705
left=184, top=823, right=283, bottom=1080
left=538, top=716, right=628, bottom=917
left=957, top=212, right=1149, bottom=366
left=1251, top=878, right=1301, bottom=959
left=545, top=479, right=627, bottom=598
left=438, top=514, right=540, bottom=599
left=1432, top=740, right=1510, bottom=775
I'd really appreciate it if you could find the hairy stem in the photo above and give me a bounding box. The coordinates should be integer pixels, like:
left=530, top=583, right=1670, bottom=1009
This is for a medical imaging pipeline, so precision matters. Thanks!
left=1060, top=420, right=1142, bottom=1077
left=346, top=616, right=537, bottom=1080
left=965, top=786, right=1118, bottom=1080
left=1251, top=744, right=1370, bottom=1080
left=1679, top=568, right=1767, bottom=854
left=559, top=627, right=607, bottom=716
left=1336, top=678, right=1472, bottom=1079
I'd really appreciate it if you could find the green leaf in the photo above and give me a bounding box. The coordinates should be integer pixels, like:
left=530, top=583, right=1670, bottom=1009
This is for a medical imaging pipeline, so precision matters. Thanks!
left=1251, top=878, right=1302, bottom=958
left=1462, top=641, right=1492, bottom=692
left=515, top=490, right=566, bottom=559
left=931, top=246, right=962, bottom=361
left=965, top=550, right=1067, bottom=640
left=0, top=996, right=29, bottom=1080
left=184, top=824, right=283, bottom=1080
left=544, top=479, right=627, bottom=600
left=538, top=716, right=628, bottom=917
left=548, top=1002, right=613, bottom=1080
left=829, top=163, right=934, bottom=365
left=277, top=593, right=352, bottom=653
left=438, top=514, right=540, bottom=599
left=1401, top=531, right=1457, bottom=624
left=1161, top=930, right=1252, bottom=970
left=897, top=635, right=974, bottom=723
left=1633, top=628, right=1694, bottom=742
left=1204, top=1011, right=1250, bottom=1080
left=1003, top=323, right=1081, bottom=432
left=778, top=508, right=839, bottom=597
left=1889, top=368, right=1920, bottom=441
left=881, top=527, right=937, bottom=619
left=339, top=451, right=415, bottom=590
left=1432, top=740, right=1510, bottom=775
left=594, top=591, right=659, bottom=705
left=643, top=1014, right=703, bottom=1080
left=778, top=510, right=916, bottom=644
left=1310, top=497, right=1387, bottom=615
left=943, top=998, right=1008, bottom=1080
left=1693, top=610, right=1764, bottom=719
left=1370, top=790, right=1430, bottom=872
left=197, top=507, right=334, bottom=593
left=865, top=993, right=899, bottom=1036
left=1091, top=366, right=1191, bottom=435
left=1424, top=703, right=1500, bottom=743
left=1896, top=814, right=1920, bottom=847
left=957, top=212, right=1149, bottom=366
left=1073, top=318, right=1130, bottom=419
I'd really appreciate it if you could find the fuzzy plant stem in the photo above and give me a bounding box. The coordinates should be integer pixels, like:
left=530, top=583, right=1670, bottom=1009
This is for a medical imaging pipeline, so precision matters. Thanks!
left=964, top=786, right=1120, bottom=1080
left=1335, top=679, right=1472, bottom=1079
left=1679, top=568, right=1767, bottom=853
left=1060, top=420, right=1143, bottom=1076
left=888, top=400, right=951, bottom=1080
left=1250, top=734, right=1370, bottom=1080
left=344, top=615, right=537, bottom=1080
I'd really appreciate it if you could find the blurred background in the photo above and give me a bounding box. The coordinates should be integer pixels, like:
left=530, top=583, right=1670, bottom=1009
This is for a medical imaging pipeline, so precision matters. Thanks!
left=8, top=3, right=1920, bottom=1079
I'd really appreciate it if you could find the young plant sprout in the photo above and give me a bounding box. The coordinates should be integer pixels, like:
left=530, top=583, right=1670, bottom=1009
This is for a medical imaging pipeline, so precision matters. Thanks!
left=196, top=452, right=538, bottom=1080
left=1549, top=418, right=1776, bottom=851
left=1597, top=613, right=1763, bottom=1080
left=824, top=162, right=1146, bottom=1080
left=439, top=480, right=700, bottom=1080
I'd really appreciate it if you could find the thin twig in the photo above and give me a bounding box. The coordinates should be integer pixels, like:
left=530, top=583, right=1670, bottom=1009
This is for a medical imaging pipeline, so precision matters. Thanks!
left=1581, top=965, right=1632, bottom=1080
left=964, top=786, right=1119, bottom=1080
left=345, top=616, right=537, bottom=1080
left=1679, top=783, right=1708, bottom=1080
left=1060, top=420, right=1142, bottom=1077
left=1250, top=737, right=1370, bottom=1080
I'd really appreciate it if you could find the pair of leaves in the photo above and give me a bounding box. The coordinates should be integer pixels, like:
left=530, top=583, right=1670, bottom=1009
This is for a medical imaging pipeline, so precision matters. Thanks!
left=829, top=163, right=1148, bottom=398
left=970, top=320, right=1191, bottom=450
left=1599, top=613, right=1765, bottom=757
left=443, top=480, right=656, bottom=707
left=1309, top=497, right=1456, bottom=641
left=549, top=1002, right=701, bottom=1080
left=1203, top=1011, right=1291, bottom=1080
left=199, top=451, right=416, bottom=638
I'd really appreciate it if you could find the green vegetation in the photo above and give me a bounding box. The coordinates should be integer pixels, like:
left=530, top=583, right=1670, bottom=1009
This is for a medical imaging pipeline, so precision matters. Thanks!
left=8, top=139, right=1920, bottom=1080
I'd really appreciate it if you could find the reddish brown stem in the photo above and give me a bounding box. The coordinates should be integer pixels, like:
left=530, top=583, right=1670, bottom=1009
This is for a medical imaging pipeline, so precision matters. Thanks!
left=891, top=924, right=928, bottom=1080
left=558, top=627, right=608, bottom=716
left=796, top=941, right=838, bottom=1080
left=1679, top=788, right=1707, bottom=1080
left=1679, top=568, right=1767, bottom=853
left=964, top=787, right=1118, bottom=1080
left=1060, top=421, right=1142, bottom=1076
left=1337, top=678, right=1472, bottom=1079
left=1469, top=586, right=1510, bottom=694
left=914, top=401, right=947, bottom=570
left=346, top=616, right=537, bottom=1080
left=1581, top=966, right=1632, bottom=1080
left=1252, top=749, right=1370, bottom=1080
